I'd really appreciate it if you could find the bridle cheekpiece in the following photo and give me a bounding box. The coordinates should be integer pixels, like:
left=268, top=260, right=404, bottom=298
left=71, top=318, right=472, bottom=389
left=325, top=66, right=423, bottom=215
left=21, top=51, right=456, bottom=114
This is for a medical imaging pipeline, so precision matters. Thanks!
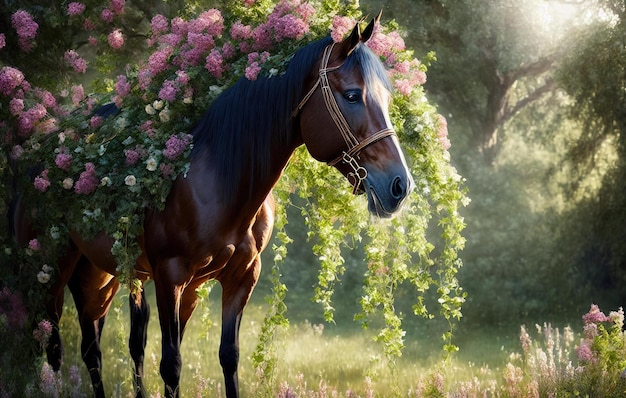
left=295, top=42, right=396, bottom=194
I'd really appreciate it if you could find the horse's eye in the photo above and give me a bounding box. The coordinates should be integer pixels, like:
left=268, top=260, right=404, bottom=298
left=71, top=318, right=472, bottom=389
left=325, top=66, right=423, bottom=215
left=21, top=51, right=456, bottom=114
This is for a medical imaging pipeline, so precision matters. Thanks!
left=343, top=90, right=361, bottom=104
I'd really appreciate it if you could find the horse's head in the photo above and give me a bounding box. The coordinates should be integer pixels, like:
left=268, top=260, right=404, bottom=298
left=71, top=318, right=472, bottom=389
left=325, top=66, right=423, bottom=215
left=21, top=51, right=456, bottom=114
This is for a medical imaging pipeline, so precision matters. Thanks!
left=296, top=15, right=414, bottom=218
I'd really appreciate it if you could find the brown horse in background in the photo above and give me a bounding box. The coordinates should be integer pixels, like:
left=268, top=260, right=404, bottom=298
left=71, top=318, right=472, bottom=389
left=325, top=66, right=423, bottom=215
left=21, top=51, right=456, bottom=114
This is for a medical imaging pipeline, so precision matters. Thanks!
left=13, top=16, right=414, bottom=398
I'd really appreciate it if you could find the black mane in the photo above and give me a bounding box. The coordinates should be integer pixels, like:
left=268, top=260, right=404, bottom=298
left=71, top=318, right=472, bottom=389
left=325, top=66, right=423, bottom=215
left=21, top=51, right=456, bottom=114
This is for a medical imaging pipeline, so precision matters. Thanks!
left=190, top=36, right=391, bottom=201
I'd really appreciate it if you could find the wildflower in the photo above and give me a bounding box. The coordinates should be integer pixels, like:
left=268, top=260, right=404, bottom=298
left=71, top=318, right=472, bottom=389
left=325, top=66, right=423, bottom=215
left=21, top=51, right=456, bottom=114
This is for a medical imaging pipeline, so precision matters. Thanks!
left=90, top=115, right=103, bottom=129
left=100, top=8, right=114, bottom=23
left=9, top=98, right=24, bottom=116
left=33, top=319, right=52, bottom=348
left=158, top=80, right=178, bottom=102
left=245, top=62, right=261, bottom=80
left=125, top=175, right=137, bottom=186
left=28, top=239, right=40, bottom=251
left=67, top=2, right=86, bottom=16
left=125, top=149, right=140, bottom=165
left=100, top=176, right=112, bottom=186
left=163, top=134, right=192, bottom=160
left=107, top=29, right=124, bottom=49
left=115, top=74, right=130, bottom=98
left=153, top=100, right=164, bottom=110
left=11, top=10, right=38, bottom=52
left=159, top=108, right=170, bottom=123
left=0, top=287, right=28, bottom=330
left=151, top=14, right=169, bottom=36
left=0, top=66, right=25, bottom=96
left=37, top=271, right=51, bottom=284
left=71, top=84, right=85, bottom=106
left=145, top=104, right=156, bottom=115
left=109, top=0, right=125, bottom=15
left=55, top=151, right=72, bottom=170
left=62, top=178, right=74, bottom=189
left=34, top=169, right=50, bottom=192
left=64, top=50, right=87, bottom=74
left=583, top=304, right=609, bottom=324
left=331, top=16, right=355, bottom=43
left=146, top=157, right=158, bottom=171
left=0, top=33, right=5, bottom=49
left=148, top=47, right=173, bottom=75
left=75, top=162, right=98, bottom=195
left=576, top=339, right=596, bottom=363
left=230, top=21, right=252, bottom=40
left=437, top=114, right=451, bottom=151
left=205, top=49, right=225, bottom=78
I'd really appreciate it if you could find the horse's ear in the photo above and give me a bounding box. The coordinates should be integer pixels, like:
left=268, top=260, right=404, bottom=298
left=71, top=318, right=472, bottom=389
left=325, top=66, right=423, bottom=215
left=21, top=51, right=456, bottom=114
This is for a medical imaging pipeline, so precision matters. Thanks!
left=340, top=20, right=362, bottom=57
left=361, top=10, right=382, bottom=43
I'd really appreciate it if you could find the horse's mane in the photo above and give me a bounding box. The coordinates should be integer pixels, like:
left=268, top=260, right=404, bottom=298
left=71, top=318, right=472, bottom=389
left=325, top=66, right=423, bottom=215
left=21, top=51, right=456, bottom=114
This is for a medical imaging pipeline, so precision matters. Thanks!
left=190, top=35, right=392, bottom=201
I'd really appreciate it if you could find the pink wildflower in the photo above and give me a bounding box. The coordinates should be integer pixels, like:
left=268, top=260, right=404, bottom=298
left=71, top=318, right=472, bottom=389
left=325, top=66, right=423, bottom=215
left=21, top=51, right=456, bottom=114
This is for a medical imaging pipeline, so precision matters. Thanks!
left=64, top=50, right=87, bottom=74
left=138, top=69, right=152, bottom=90
left=107, top=29, right=124, bottom=49
left=222, top=42, right=236, bottom=59
left=205, top=49, right=225, bottom=78
left=0, top=66, right=25, bottom=96
left=90, top=115, right=103, bottom=129
left=67, top=2, right=86, bottom=16
left=193, top=9, right=224, bottom=36
left=37, top=89, right=56, bottom=108
left=100, top=8, right=114, bottom=23
left=34, top=169, right=50, bottom=192
left=71, top=84, right=85, bottom=106
left=331, top=16, right=355, bottom=43
left=576, top=339, right=596, bottom=363
left=9, top=98, right=24, bottom=116
left=394, top=79, right=413, bottom=97
left=163, top=134, right=192, bottom=160
left=124, top=149, right=140, bottom=165
left=115, top=75, right=130, bottom=98
left=33, top=319, right=52, bottom=348
left=230, top=21, right=252, bottom=41
left=245, top=62, right=261, bottom=80
left=0, top=33, right=5, bottom=49
left=171, top=17, right=188, bottom=36
left=148, top=47, right=173, bottom=75
left=151, top=14, right=169, bottom=36
left=583, top=304, right=609, bottom=324
left=55, top=151, right=72, bottom=170
left=160, top=162, right=174, bottom=178
left=158, top=80, right=178, bottom=102
left=28, top=239, right=40, bottom=251
left=0, top=287, right=28, bottom=330
left=83, top=18, right=96, bottom=31
left=272, top=14, right=308, bottom=41
left=74, top=162, right=98, bottom=195
left=11, top=10, right=38, bottom=51
left=437, top=114, right=451, bottom=151
left=109, top=0, right=125, bottom=15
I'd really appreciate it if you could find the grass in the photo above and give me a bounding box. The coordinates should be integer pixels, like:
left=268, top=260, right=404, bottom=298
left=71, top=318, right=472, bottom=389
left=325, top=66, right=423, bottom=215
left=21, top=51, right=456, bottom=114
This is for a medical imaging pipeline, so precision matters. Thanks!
left=47, top=283, right=625, bottom=397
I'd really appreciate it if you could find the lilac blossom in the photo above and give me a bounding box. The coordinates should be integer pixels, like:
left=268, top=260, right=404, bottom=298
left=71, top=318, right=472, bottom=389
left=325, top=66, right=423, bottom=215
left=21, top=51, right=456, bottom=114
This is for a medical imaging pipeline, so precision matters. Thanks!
left=67, top=2, right=86, bottom=16
left=34, top=169, right=50, bottom=192
left=11, top=10, right=38, bottom=52
left=0, top=66, right=25, bottom=96
left=75, top=162, right=98, bottom=194
left=108, top=29, right=124, bottom=49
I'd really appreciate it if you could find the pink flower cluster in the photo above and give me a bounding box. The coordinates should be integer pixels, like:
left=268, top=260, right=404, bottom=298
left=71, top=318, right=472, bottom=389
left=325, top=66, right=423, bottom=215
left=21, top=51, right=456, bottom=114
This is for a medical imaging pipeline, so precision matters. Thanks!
left=391, top=59, right=427, bottom=96
left=74, top=162, right=98, bottom=194
left=34, top=169, right=50, bottom=192
left=0, top=66, right=25, bottom=96
left=55, top=149, right=72, bottom=170
left=64, top=50, right=87, bottom=74
left=11, top=10, right=38, bottom=52
left=436, top=114, right=451, bottom=151
left=0, top=287, right=28, bottom=331
left=331, top=16, right=356, bottom=43
left=67, top=2, right=86, bottom=16
left=163, top=134, right=192, bottom=160
left=107, top=29, right=124, bottom=49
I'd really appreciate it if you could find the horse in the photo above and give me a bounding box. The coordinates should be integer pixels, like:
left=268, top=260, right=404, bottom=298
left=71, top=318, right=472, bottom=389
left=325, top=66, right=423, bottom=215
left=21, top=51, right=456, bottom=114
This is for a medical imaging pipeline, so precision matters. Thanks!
left=12, top=15, right=414, bottom=398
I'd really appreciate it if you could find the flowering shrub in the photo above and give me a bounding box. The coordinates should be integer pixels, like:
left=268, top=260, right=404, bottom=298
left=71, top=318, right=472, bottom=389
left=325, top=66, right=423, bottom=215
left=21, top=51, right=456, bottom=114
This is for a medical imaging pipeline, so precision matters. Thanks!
left=0, top=0, right=467, bottom=394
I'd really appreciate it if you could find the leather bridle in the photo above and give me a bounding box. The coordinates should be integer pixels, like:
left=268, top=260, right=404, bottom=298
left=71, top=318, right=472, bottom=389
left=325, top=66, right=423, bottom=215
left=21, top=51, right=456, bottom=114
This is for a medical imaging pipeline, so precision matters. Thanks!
left=295, top=42, right=396, bottom=194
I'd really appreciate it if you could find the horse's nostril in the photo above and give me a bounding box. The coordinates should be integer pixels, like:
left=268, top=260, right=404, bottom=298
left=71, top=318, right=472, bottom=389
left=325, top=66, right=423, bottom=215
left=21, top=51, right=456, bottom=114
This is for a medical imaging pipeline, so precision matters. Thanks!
left=390, top=176, right=406, bottom=199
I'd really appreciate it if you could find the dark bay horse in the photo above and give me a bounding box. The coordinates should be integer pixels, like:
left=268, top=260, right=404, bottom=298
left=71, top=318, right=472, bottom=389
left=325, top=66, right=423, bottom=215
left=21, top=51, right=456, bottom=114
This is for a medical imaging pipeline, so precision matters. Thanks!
left=13, top=16, right=413, bottom=398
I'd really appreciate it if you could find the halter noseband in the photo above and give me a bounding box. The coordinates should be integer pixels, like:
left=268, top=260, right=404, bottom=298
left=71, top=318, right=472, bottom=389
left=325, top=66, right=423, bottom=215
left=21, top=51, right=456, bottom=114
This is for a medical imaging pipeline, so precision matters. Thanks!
left=295, top=42, right=396, bottom=194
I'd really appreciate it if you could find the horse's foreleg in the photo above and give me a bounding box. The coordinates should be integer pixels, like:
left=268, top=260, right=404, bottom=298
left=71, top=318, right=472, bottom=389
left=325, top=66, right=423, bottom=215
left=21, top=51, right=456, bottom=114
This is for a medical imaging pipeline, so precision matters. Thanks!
left=154, top=273, right=185, bottom=398
left=129, top=285, right=150, bottom=398
left=219, top=256, right=262, bottom=398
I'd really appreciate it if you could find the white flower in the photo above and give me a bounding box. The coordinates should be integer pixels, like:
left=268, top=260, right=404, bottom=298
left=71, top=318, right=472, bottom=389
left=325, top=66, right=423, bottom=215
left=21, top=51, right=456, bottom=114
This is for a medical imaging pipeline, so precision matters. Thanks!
left=183, top=96, right=193, bottom=104
left=100, top=176, right=112, bottom=186
left=159, top=109, right=170, bottom=123
left=125, top=175, right=136, bottom=186
left=49, top=226, right=60, bottom=240
left=37, top=271, right=50, bottom=284
left=153, top=100, right=164, bottom=110
left=42, top=264, right=53, bottom=273
left=62, top=178, right=73, bottom=189
left=146, top=157, right=158, bottom=171
left=58, top=132, right=66, bottom=144
left=145, top=104, right=156, bottom=115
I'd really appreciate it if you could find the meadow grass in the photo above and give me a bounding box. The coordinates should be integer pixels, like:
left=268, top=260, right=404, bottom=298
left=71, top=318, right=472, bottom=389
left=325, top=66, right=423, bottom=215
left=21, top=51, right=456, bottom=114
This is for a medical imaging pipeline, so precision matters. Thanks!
left=50, top=283, right=625, bottom=397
